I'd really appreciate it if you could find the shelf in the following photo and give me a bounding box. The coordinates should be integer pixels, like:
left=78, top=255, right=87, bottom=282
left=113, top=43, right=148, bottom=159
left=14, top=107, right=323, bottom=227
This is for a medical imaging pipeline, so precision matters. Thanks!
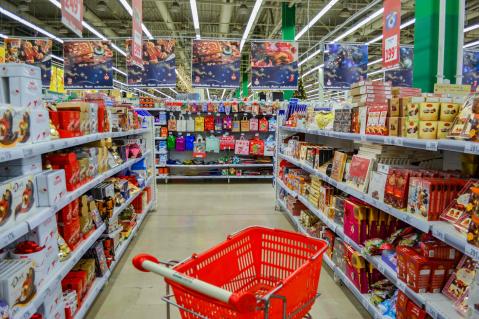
left=0, top=128, right=149, bottom=164
left=109, top=200, right=153, bottom=273
left=277, top=199, right=384, bottom=319
left=135, top=108, right=166, bottom=111
left=73, top=276, right=109, bottom=319
left=109, top=175, right=153, bottom=221
left=0, top=154, right=148, bottom=251
left=155, top=137, right=167, bottom=140
left=12, top=224, right=106, bottom=319
left=280, top=125, right=479, bottom=155
left=278, top=152, right=473, bottom=258
left=277, top=182, right=461, bottom=319
left=278, top=153, right=432, bottom=233
left=160, top=175, right=273, bottom=180
left=166, top=163, right=273, bottom=168
left=276, top=178, right=298, bottom=198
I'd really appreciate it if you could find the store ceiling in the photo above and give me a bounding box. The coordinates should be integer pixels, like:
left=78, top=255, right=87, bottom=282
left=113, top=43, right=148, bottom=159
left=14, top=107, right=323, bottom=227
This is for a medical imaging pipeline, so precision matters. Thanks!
left=0, top=0, right=478, bottom=97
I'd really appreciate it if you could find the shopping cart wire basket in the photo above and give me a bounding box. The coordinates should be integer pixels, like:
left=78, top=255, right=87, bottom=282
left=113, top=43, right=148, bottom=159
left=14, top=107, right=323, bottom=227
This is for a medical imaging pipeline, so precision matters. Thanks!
left=133, top=226, right=328, bottom=319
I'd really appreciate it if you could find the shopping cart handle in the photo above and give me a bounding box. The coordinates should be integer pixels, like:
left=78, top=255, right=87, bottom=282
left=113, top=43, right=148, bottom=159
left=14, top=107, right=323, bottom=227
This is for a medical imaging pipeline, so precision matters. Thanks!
left=132, top=254, right=256, bottom=313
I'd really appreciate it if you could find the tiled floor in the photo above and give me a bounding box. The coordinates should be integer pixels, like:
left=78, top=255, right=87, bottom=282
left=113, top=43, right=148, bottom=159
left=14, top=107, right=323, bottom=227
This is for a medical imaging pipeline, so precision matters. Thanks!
left=88, top=183, right=370, bottom=319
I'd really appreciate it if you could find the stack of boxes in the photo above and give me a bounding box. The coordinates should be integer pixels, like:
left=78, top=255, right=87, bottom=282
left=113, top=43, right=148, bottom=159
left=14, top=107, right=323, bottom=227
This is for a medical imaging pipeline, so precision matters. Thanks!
left=397, top=95, right=461, bottom=140
left=350, top=81, right=391, bottom=136
left=387, top=87, right=422, bottom=137
left=0, top=63, right=50, bottom=147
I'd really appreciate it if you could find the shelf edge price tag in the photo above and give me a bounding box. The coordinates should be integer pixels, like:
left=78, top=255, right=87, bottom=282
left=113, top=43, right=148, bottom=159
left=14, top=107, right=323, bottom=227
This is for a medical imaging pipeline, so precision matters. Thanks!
left=464, top=142, right=479, bottom=154
left=465, top=244, right=479, bottom=259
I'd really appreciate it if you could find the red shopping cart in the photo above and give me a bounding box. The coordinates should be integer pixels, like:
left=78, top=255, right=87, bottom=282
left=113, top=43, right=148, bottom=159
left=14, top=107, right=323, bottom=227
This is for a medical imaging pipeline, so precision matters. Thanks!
left=133, top=226, right=328, bottom=319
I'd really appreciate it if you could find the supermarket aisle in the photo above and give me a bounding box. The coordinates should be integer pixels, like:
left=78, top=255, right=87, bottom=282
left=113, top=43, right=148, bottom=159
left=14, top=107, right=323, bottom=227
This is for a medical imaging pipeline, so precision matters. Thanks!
left=88, top=183, right=370, bottom=319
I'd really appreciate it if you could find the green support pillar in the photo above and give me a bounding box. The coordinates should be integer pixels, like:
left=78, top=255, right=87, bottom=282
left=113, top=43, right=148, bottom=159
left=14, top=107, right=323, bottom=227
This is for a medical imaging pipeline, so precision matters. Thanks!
left=282, top=2, right=295, bottom=101
left=413, top=0, right=460, bottom=92
left=241, top=73, right=249, bottom=98
left=235, top=88, right=241, bottom=99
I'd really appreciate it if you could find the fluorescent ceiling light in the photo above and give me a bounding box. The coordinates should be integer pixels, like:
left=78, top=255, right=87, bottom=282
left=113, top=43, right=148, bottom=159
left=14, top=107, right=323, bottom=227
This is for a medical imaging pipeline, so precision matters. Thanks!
left=372, top=78, right=382, bottom=82
left=248, top=82, right=252, bottom=88
left=0, top=6, right=63, bottom=43
left=295, top=0, right=340, bottom=40
left=304, top=83, right=315, bottom=89
left=51, top=54, right=64, bottom=62
left=465, top=24, right=479, bottom=33
left=366, top=18, right=416, bottom=45
left=240, top=0, right=264, bottom=52
left=221, top=89, right=226, bottom=99
left=113, top=67, right=127, bottom=76
left=367, top=58, right=382, bottom=66
left=464, top=40, right=479, bottom=48
left=117, top=0, right=154, bottom=39
left=332, top=8, right=384, bottom=43
left=169, top=88, right=178, bottom=94
left=153, top=89, right=173, bottom=99
left=206, top=88, right=210, bottom=100
left=299, top=48, right=322, bottom=67
left=189, top=0, right=200, bottom=39
left=301, top=64, right=324, bottom=78
left=368, top=69, right=384, bottom=76
left=0, top=34, right=7, bottom=39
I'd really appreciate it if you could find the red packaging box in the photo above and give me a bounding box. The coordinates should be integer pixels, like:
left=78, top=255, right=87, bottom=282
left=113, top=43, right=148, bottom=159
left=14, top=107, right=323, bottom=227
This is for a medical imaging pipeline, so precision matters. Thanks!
left=58, top=199, right=80, bottom=224
left=44, top=153, right=81, bottom=191
left=344, top=244, right=370, bottom=293
left=406, top=252, right=432, bottom=293
left=429, top=260, right=456, bottom=293
left=396, top=246, right=415, bottom=282
left=62, top=275, right=84, bottom=305
left=419, top=240, right=460, bottom=260
left=343, top=198, right=368, bottom=245
left=407, top=301, right=428, bottom=319
left=396, top=291, right=409, bottom=313
left=59, top=215, right=81, bottom=250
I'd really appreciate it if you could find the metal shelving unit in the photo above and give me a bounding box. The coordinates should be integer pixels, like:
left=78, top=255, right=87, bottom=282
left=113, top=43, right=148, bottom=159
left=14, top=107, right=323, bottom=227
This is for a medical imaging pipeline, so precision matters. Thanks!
left=275, top=121, right=475, bottom=319
left=276, top=181, right=461, bottom=319
left=2, top=121, right=157, bottom=319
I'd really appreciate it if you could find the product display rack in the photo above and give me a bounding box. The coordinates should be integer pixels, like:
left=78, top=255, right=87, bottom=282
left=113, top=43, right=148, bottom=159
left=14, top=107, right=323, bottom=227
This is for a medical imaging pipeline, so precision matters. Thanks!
left=138, top=102, right=277, bottom=182
left=0, top=118, right=157, bottom=319
left=274, top=122, right=476, bottom=319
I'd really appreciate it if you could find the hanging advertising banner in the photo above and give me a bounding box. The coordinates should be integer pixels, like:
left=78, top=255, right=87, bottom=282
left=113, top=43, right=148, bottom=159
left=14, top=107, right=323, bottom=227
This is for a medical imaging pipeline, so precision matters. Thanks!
left=463, top=50, right=479, bottom=92
left=63, top=40, right=113, bottom=89
left=131, top=0, right=143, bottom=68
left=61, top=0, right=84, bottom=37
left=192, top=40, right=241, bottom=88
left=4, top=38, right=52, bottom=87
left=385, top=46, right=414, bottom=87
left=0, top=46, right=4, bottom=64
left=57, top=67, right=65, bottom=93
left=126, top=39, right=176, bottom=87
left=250, top=41, right=298, bottom=90
left=382, top=0, right=401, bottom=68
left=324, top=43, right=368, bottom=89
left=50, top=65, right=58, bottom=92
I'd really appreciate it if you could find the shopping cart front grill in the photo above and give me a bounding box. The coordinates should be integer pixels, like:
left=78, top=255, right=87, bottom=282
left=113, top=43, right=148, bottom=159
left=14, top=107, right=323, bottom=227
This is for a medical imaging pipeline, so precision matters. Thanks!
left=133, top=226, right=328, bottom=319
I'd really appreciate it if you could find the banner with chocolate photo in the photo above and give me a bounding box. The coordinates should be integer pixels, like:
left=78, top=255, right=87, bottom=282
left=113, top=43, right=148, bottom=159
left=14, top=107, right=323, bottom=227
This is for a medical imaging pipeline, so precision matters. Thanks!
left=63, top=40, right=113, bottom=89
left=126, top=39, right=176, bottom=87
left=324, top=43, right=368, bottom=89
left=250, top=41, right=298, bottom=90
left=191, top=40, right=241, bottom=88
left=463, top=49, right=479, bottom=92
left=4, top=38, right=52, bottom=87
left=385, top=46, right=414, bottom=87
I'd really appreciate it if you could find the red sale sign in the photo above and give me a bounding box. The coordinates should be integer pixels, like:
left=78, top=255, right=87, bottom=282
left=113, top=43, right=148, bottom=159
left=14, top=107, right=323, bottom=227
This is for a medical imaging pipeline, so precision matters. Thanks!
left=131, top=0, right=143, bottom=68
left=61, top=0, right=83, bottom=37
left=382, top=0, right=401, bottom=69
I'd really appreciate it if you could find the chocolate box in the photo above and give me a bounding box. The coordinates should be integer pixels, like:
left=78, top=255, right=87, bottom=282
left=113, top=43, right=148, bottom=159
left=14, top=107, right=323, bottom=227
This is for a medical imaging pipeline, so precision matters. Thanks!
left=419, top=121, right=438, bottom=139
left=35, top=170, right=67, bottom=207
left=419, top=102, right=440, bottom=121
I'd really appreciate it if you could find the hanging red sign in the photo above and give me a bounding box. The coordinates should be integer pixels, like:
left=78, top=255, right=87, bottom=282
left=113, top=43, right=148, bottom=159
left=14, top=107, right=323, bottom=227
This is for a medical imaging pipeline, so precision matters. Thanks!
left=131, top=0, right=143, bottom=68
left=382, top=0, right=401, bottom=69
left=61, top=0, right=83, bottom=37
